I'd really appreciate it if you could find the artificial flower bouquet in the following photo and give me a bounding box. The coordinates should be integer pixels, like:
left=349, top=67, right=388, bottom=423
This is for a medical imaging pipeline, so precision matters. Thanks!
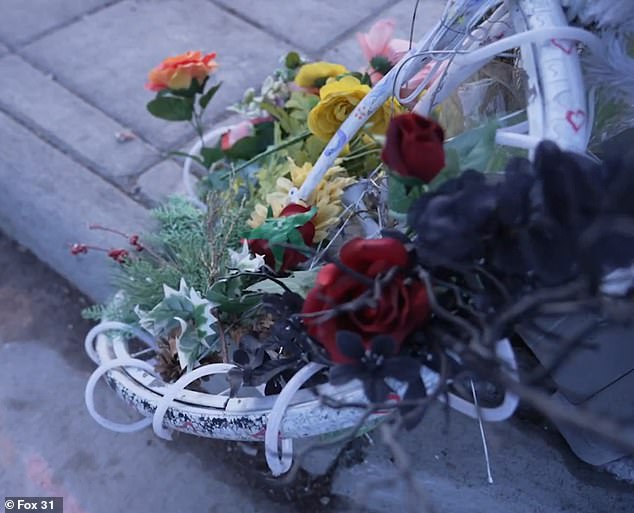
left=77, top=17, right=634, bottom=471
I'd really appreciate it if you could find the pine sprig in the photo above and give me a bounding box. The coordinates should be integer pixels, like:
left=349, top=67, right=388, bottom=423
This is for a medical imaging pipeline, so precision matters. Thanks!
left=101, top=197, right=215, bottom=316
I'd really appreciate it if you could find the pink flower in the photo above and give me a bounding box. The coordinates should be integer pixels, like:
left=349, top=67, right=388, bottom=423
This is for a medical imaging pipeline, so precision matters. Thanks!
left=356, top=19, right=396, bottom=63
left=356, top=19, right=444, bottom=102
left=220, top=120, right=254, bottom=151
left=356, top=20, right=419, bottom=86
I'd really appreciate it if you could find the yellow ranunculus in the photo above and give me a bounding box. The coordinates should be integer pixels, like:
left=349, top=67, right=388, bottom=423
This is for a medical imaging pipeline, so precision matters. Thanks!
left=307, top=76, right=370, bottom=141
left=307, top=75, right=402, bottom=141
left=295, top=61, right=348, bottom=88
left=248, top=158, right=355, bottom=242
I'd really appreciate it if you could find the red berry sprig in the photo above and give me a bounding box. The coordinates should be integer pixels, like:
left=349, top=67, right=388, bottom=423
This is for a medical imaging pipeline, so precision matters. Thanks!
left=69, top=224, right=143, bottom=265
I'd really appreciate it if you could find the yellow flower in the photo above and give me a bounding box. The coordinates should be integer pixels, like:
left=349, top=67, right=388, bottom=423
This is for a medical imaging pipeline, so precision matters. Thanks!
left=307, top=75, right=402, bottom=141
left=248, top=158, right=355, bottom=242
left=307, top=76, right=369, bottom=141
left=295, top=61, right=348, bottom=88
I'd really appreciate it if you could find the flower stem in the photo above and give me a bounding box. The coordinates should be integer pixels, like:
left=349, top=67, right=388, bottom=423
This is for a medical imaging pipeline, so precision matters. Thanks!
left=339, top=148, right=381, bottom=162
left=89, top=224, right=128, bottom=238
left=232, top=130, right=311, bottom=172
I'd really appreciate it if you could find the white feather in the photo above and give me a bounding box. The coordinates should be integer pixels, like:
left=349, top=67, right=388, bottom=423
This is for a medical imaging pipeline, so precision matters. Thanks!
left=563, top=0, right=634, bottom=32
left=582, top=33, right=634, bottom=105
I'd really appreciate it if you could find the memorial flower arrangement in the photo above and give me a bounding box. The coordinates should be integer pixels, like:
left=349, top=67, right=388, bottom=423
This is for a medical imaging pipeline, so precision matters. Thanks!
left=76, top=20, right=634, bottom=441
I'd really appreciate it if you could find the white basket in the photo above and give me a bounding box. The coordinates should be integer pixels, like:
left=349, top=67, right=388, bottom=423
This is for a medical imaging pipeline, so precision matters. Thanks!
left=85, top=321, right=518, bottom=475
left=85, top=0, right=609, bottom=475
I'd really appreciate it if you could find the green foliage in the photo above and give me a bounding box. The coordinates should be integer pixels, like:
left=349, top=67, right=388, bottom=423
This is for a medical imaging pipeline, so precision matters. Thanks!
left=244, top=207, right=316, bottom=270
left=370, top=56, right=392, bottom=75
left=429, top=148, right=461, bottom=189
left=224, top=121, right=275, bottom=161
left=387, top=172, right=425, bottom=213
left=246, top=268, right=319, bottom=297
left=147, top=96, right=194, bottom=121
left=207, top=277, right=261, bottom=314
left=200, top=146, right=225, bottom=168
left=110, top=198, right=213, bottom=314
left=262, top=91, right=317, bottom=139
left=284, top=51, right=302, bottom=69
left=429, top=120, right=499, bottom=190
left=136, top=279, right=218, bottom=369
left=114, top=258, right=184, bottom=314
left=449, top=119, right=499, bottom=171
left=81, top=304, right=106, bottom=321
left=290, top=134, right=326, bottom=166
left=199, top=82, right=222, bottom=109
left=251, top=155, right=291, bottom=203
left=81, top=289, right=147, bottom=324
left=245, top=208, right=316, bottom=240
left=95, top=192, right=249, bottom=324
left=80, top=302, right=133, bottom=323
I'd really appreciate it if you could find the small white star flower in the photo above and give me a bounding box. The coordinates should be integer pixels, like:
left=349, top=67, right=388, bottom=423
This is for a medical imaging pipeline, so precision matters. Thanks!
left=228, top=240, right=266, bottom=273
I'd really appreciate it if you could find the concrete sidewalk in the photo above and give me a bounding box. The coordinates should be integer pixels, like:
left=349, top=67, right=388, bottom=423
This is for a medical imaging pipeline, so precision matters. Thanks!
left=0, top=0, right=444, bottom=302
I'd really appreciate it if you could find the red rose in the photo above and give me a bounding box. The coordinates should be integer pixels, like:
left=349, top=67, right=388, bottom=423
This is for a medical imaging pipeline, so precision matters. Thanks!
left=248, top=203, right=315, bottom=272
left=381, top=113, right=445, bottom=183
left=302, top=237, right=429, bottom=363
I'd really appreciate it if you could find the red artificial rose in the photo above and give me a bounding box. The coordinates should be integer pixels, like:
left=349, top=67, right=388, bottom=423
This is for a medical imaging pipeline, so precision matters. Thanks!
left=302, top=237, right=430, bottom=363
left=248, top=203, right=315, bottom=272
left=381, top=113, right=445, bottom=183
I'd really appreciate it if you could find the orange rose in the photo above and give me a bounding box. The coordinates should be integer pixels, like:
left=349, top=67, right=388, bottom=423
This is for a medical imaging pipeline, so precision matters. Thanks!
left=146, top=51, right=218, bottom=92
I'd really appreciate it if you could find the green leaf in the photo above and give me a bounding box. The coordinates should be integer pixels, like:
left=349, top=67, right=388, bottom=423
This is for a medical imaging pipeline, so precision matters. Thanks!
left=224, top=121, right=275, bottom=162
left=285, top=91, right=319, bottom=113
left=246, top=268, right=320, bottom=297
left=285, top=51, right=302, bottom=69
left=199, top=82, right=222, bottom=109
left=224, top=137, right=261, bottom=161
left=387, top=173, right=424, bottom=213
left=302, top=135, right=327, bottom=164
left=165, top=295, right=189, bottom=313
left=200, top=146, right=224, bottom=169
left=261, top=102, right=294, bottom=133
left=369, top=56, right=393, bottom=75
left=360, top=72, right=373, bottom=86
left=147, top=96, right=194, bottom=121
left=202, top=166, right=232, bottom=190
left=445, top=120, right=498, bottom=172
left=206, top=280, right=260, bottom=314
left=389, top=172, right=426, bottom=188
left=270, top=243, right=285, bottom=271
left=245, top=208, right=317, bottom=240
left=244, top=207, right=316, bottom=270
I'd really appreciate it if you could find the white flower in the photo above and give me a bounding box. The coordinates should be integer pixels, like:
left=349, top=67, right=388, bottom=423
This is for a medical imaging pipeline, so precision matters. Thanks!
left=135, top=278, right=219, bottom=370
left=228, top=240, right=266, bottom=273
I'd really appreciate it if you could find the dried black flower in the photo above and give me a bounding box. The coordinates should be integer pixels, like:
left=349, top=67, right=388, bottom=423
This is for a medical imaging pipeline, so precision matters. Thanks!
left=408, top=139, right=634, bottom=292
left=329, top=331, right=425, bottom=403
